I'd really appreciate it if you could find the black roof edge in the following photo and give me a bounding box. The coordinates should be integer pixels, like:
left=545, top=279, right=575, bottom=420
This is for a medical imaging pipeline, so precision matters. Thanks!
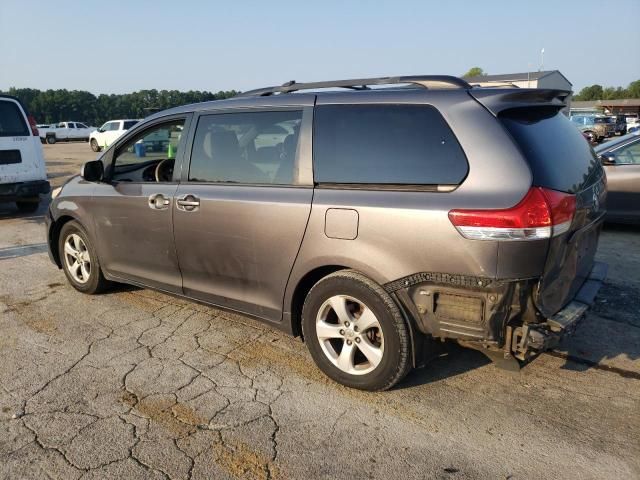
left=469, top=88, right=571, bottom=116
left=0, top=94, right=30, bottom=116
left=238, top=75, right=471, bottom=97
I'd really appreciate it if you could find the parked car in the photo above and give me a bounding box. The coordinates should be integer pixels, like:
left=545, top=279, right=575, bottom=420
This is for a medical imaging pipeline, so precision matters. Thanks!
left=626, top=116, right=640, bottom=134
left=89, top=119, right=140, bottom=152
left=595, top=133, right=640, bottom=224
left=611, top=115, right=628, bottom=135
left=39, top=121, right=95, bottom=144
left=570, top=115, right=616, bottom=143
left=0, top=95, right=50, bottom=212
left=46, top=75, right=607, bottom=391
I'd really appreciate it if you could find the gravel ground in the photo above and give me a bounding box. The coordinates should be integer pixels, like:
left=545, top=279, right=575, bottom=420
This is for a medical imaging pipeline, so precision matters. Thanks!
left=0, top=142, right=638, bottom=479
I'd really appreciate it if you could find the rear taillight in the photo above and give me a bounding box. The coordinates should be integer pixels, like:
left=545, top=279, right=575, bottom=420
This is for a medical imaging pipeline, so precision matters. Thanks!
left=28, top=115, right=39, bottom=136
left=448, top=187, right=576, bottom=241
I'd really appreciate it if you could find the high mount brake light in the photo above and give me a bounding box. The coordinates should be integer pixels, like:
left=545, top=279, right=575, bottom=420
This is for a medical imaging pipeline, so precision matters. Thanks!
left=448, top=187, right=576, bottom=241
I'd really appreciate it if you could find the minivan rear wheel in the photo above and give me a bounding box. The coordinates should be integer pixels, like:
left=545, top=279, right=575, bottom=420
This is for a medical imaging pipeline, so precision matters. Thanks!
left=58, top=220, right=110, bottom=294
left=302, top=270, right=412, bottom=391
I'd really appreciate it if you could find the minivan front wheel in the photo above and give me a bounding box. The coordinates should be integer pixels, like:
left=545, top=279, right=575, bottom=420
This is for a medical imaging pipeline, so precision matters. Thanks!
left=302, top=270, right=412, bottom=391
left=90, top=139, right=101, bottom=152
left=58, top=220, right=109, bottom=294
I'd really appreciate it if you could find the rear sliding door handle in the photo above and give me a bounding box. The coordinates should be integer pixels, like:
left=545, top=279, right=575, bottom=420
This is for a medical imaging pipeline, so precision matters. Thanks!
left=176, top=194, right=200, bottom=212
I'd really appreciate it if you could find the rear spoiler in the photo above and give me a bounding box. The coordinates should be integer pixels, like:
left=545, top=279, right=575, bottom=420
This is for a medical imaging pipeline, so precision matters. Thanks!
left=468, top=88, right=571, bottom=116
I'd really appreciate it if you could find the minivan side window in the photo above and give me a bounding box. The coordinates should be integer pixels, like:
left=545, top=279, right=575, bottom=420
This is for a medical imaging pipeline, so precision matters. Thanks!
left=0, top=101, right=29, bottom=137
left=313, top=105, right=468, bottom=185
left=189, top=110, right=303, bottom=185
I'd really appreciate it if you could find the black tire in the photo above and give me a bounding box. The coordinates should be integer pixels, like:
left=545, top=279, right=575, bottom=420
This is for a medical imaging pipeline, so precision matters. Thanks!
left=16, top=197, right=40, bottom=213
left=90, top=139, right=101, bottom=152
left=58, top=220, right=110, bottom=294
left=301, top=270, right=412, bottom=391
left=46, top=135, right=56, bottom=144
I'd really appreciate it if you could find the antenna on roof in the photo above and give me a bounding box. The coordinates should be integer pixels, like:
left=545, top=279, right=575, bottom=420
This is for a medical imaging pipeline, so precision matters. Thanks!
left=540, top=48, right=545, bottom=72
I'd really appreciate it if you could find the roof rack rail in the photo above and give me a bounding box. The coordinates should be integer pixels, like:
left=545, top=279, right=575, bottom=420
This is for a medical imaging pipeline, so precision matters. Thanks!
left=238, top=75, right=471, bottom=97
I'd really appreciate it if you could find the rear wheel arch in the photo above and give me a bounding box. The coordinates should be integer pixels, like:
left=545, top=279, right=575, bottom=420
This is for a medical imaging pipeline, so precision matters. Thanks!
left=289, top=265, right=349, bottom=338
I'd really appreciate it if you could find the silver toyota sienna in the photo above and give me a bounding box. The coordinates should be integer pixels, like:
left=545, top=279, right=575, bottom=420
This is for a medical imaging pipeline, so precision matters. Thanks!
left=46, top=75, right=607, bottom=390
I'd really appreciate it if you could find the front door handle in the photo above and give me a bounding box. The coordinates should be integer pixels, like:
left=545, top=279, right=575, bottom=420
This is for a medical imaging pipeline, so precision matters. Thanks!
left=148, top=193, right=170, bottom=210
left=176, top=194, right=200, bottom=212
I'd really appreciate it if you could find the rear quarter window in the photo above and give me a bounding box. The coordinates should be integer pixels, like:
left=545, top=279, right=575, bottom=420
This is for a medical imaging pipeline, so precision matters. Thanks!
left=500, top=108, right=602, bottom=193
left=0, top=100, right=29, bottom=137
left=313, top=104, right=468, bottom=185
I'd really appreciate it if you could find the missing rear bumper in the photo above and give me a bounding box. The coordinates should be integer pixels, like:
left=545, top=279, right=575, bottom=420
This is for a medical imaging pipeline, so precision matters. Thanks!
left=508, top=261, right=608, bottom=363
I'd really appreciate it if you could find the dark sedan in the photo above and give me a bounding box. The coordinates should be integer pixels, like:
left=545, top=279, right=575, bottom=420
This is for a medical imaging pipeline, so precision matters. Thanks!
left=595, top=133, right=640, bottom=224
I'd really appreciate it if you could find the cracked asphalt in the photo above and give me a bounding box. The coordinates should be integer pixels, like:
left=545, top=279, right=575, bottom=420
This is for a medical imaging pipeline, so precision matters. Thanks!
left=1, top=143, right=639, bottom=479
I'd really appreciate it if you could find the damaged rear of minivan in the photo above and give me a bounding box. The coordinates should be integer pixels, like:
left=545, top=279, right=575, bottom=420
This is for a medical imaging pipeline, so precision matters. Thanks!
left=392, top=89, right=607, bottom=370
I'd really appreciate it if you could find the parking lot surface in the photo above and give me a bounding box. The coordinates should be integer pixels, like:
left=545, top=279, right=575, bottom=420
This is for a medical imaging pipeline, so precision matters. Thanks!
left=1, top=142, right=639, bottom=479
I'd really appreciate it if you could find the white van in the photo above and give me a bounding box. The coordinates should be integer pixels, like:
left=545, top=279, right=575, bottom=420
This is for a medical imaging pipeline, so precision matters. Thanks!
left=0, top=95, right=49, bottom=212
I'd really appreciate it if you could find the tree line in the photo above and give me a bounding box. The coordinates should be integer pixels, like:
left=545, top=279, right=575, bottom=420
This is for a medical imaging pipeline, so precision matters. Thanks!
left=573, top=80, right=640, bottom=101
left=5, top=77, right=639, bottom=124
left=0, top=88, right=239, bottom=126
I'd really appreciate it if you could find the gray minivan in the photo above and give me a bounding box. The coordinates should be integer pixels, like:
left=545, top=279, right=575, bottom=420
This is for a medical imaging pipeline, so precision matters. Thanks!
left=45, top=76, right=607, bottom=390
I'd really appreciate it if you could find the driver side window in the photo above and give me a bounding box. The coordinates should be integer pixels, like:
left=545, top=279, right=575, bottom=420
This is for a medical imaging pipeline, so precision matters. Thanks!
left=111, top=119, right=185, bottom=182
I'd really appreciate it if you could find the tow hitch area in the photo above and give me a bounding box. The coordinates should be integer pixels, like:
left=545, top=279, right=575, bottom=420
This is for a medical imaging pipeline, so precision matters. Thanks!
left=509, top=262, right=608, bottom=364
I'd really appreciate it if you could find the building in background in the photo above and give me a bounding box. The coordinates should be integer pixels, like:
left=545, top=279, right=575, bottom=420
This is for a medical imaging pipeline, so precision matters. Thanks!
left=570, top=99, right=640, bottom=118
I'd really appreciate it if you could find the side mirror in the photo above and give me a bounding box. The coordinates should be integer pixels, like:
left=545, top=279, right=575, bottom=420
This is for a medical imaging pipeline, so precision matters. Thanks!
left=600, top=154, right=616, bottom=165
left=81, top=160, right=104, bottom=182
left=97, top=128, right=104, bottom=133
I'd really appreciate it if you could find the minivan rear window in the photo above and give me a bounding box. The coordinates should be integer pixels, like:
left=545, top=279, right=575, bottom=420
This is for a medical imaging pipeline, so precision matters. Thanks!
left=0, top=100, right=29, bottom=137
left=313, top=105, right=468, bottom=186
left=500, top=108, right=602, bottom=193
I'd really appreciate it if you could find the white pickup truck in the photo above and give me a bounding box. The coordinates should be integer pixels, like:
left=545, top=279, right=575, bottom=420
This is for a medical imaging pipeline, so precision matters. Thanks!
left=39, top=121, right=95, bottom=144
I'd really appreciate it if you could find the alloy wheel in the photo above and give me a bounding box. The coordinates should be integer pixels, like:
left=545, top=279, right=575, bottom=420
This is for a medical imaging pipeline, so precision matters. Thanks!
left=315, top=295, right=384, bottom=375
left=63, top=233, right=91, bottom=284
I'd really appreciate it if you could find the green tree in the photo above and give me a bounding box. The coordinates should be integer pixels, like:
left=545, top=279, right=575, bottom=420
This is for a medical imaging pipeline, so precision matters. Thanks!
left=573, top=84, right=604, bottom=101
left=627, top=80, right=640, bottom=98
left=602, top=86, right=627, bottom=100
left=462, top=67, right=486, bottom=78
left=0, top=88, right=239, bottom=125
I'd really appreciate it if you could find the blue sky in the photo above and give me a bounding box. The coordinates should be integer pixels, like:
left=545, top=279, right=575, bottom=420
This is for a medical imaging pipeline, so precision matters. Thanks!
left=1, top=0, right=638, bottom=94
